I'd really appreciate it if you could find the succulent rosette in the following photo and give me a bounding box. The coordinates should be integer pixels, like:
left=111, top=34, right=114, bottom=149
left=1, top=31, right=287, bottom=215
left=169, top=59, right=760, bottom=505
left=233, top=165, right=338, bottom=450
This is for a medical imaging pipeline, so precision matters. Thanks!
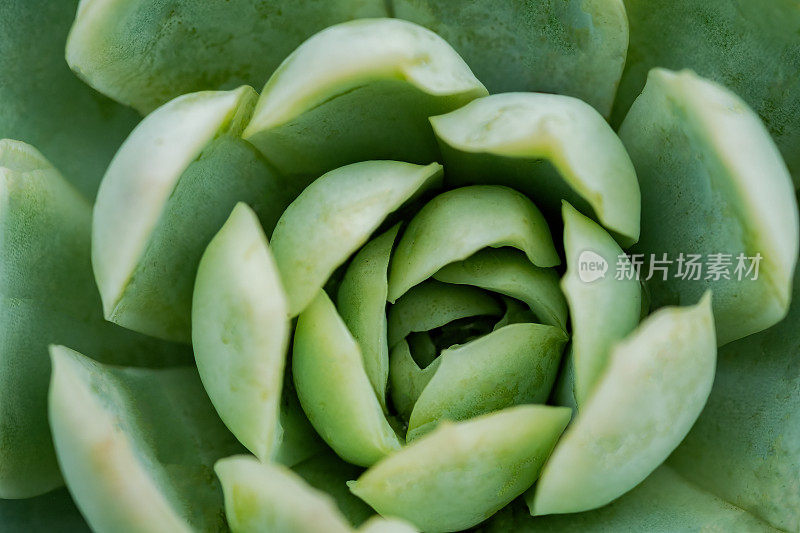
left=1, top=2, right=799, bottom=533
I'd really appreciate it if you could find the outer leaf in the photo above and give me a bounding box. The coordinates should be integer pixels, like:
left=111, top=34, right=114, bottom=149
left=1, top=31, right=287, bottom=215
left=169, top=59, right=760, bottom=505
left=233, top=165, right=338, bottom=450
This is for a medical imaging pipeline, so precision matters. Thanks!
left=271, top=161, right=442, bottom=317
left=192, top=203, right=289, bottom=462
left=48, top=346, right=243, bottom=533
left=216, top=455, right=353, bottom=533
left=561, top=201, right=641, bottom=405
left=293, top=291, right=402, bottom=467
left=66, top=0, right=387, bottom=113
left=388, top=185, right=559, bottom=302
left=349, top=405, right=571, bottom=532
left=0, top=141, right=189, bottom=499
left=338, top=225, right=401, bottom=412
left=430, top=93, right=641, bottom=246
left=528, top=294, right=716, bottom=515
left=358, top=516, right=419, bottom=533
left=393, top=0, right=628, bottom=117
left=92, top=86, right=289, bottom=342
left=614, top=0, right=800, bottom=185
left=388, top=340, right=442, bottom=422
left=434, top=248, right=567, bottom=330
left=0, top=488, right=90, bottom=533
left=484, top=466, right=776, bottom=532
left=387, top=280, right=502, bottom=347
left=668, top=266, right=800, bottom=531
left=0, top=0, right=138, bottom=198
left=619, top=68, right=799, bottom=345
left=407, top=324, right=567, bottom=440
left=243, top=19, right=488, bottom=180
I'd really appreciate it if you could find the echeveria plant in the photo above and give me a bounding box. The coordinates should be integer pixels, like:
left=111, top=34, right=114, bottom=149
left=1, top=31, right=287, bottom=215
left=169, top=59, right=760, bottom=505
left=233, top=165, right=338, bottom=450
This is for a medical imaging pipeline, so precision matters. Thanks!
left=1, top=2, right=799, bottom=533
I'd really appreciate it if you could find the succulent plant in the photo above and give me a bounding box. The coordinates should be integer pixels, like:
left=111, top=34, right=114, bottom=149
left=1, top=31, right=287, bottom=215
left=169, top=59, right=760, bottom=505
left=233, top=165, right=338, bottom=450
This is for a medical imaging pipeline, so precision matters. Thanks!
left=1, top=2, right=799, bottom=533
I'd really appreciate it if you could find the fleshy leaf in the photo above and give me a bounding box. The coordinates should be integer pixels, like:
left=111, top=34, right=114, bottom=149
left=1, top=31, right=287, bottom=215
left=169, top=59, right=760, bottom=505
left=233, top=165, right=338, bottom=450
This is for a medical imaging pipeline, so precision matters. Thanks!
left=349, top=405, right=570, bottom=532
left=388, top=340, right=442, bottom=422
left=406, top=323, right=567, bottom=440
left=387, top=280, right=502, bottom=347
left=393, top=0, right=628, bottom=117
left=0, top=487, right=90, bottom=533
left=619, top=68, right=799, bottom=345
left=430, top=93, right=641, bottom=246
left=528, top=294, right=716, bottom=515
left=66, top=0, right=387, bottom=113
left=357, top=516, right=419, bottom=533
left=192, top=203, right=289, bottom=461
left=561, top=201, right=641, bottom=405
left=388, top=185, right=559, bottom=302
left=485, top=466, right=777, bottom=532
left=614, top=0, right=800, bottom=185
left=0, top=0, right=138, bottom=198
left=93, top=86, right=289, bottom=342
left=271, top=161, right=442, bottom=317
left=668, top=266, right=800, bottom=531
left=0, top=141, right=189, bottom=499
left=338, top=225, right=401, bottom=412
left=216, top=455, right=353, bottom=533
left=293, top=291, right=402, bottom=467
left=434, top=248, right=567, bottom=330
left=48, top=346, right=243, bottom=532
left=243, top=18, right=488, bottom=180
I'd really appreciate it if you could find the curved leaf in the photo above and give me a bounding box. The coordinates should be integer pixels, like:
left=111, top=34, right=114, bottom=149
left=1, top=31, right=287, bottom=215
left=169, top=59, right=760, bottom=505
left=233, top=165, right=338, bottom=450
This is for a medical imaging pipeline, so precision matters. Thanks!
left=388, top=185, right=559, bottom=302
left=388, top=340, right=443, bottom=422
left=528, top=294, right=716, bottom=515
left=430, top=92, right=641, bottom=246
left=0, top=487, right=90, bottom=533
left=243, top=18, right=488, bottom=180
left=619, top=68, right=799, bottom=345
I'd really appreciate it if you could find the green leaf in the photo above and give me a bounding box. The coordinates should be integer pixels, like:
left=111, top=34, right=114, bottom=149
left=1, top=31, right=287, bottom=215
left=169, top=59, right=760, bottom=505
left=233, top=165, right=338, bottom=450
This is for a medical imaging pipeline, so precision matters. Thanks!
left=92, top=86, right=289, bottom=342
left=668, top=265, right=800, bottom=531
left=0, top=488, right=90, bottom=533
left=388, top=340, right=442, bottom=422
left=243, top=18, right=488, bottom=181
left=192, top=203, right=289, bottom=462
left=430, top=93, right=641, bottom=246
left=271, top=161, right=442, bottom=317
left=561, top=201, right=641, bottom=405
left=48, top=345, right=243, bottom=532
left=349, top=405, right=570, bottom=532
left=619, top=68, right=799, bottom=345
left=0, top=141, right=189, bottom=499
left=388, top=185, right=559, bottom=302
left=406, top=323, right=567, bottom=440
left=528, top=294, right=716, bottom=515
left=0, top=0, right=139, bottom=199
left=614, top=0, right=800, bottom=186
left=338, top=225, right=401, bottom=412
left=66, top=0, right=387, bottom=114
left=393, top=0, right=628, bottom=117
left=434, top=248, right=567, bottom=330
left=293, top=291, right=402, bottom=467
left=216, top=455, right=353, bottom=533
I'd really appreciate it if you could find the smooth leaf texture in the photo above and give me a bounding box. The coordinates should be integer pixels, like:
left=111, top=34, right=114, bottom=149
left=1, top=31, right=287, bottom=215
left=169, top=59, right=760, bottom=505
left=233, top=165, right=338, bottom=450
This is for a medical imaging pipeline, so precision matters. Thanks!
left=561, top=201, right=641, bottom=405
left=528, top=293, right=716, bottom=515
left=48, top=346, right=243, bottom=533
left=388, top=185, right=559, bottom=302
left=615, top=0, right=800, bottom=185
left=434, top=248, right=568, bottom=330
left=349, top=405, right=571, bottom=532
left=92, top=86, right=290, bottom=342
left=243, top=18, right=488, bottom=180
left=192, top=203, right=289, bottom=462
left=0, top=0, right=138, bottom=199
left=0, top=488, right=90, bottom=533
left=338, top=225, right=401, bottom=412
left=387, top=280, right=502, bottom=347
left=66, top=0, right=387, bottom=114
left=619, top=68, right=799, bottom=345
left=388, top=340, right=442, bottom=422
left=407, top=323, right=567, bottom=440
left=293, top=291, right=402, bottom=467
left=668, top=266, right=800, bottom=532
left=393, top=0, right=628, bottom=117
left=0, top=140, right=189, bottom=499
left=430, top=92, right=641, bottom=246
left=271, top=161, right=442, bottom=317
